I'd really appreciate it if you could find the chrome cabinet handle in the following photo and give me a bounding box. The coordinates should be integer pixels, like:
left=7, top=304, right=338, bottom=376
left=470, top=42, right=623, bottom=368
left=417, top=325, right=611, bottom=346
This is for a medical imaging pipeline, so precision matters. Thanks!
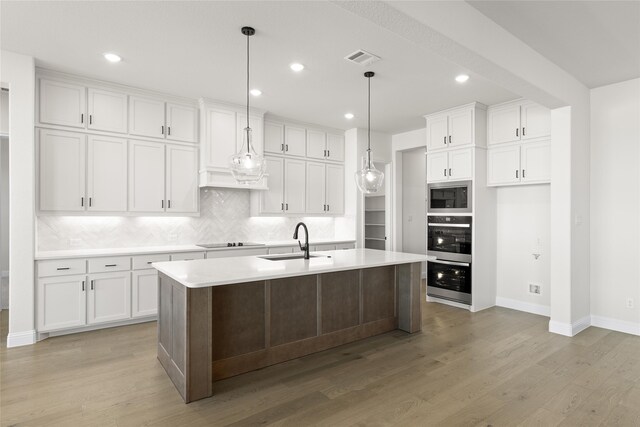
left=428, top=223, right=470, bottom=228
left=431, top=259, right=470, bottom=267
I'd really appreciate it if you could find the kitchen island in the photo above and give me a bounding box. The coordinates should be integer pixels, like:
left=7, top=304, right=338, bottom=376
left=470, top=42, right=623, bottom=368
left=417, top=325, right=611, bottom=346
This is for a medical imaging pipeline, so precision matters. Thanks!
left=153, top=248, right=425, bottom=403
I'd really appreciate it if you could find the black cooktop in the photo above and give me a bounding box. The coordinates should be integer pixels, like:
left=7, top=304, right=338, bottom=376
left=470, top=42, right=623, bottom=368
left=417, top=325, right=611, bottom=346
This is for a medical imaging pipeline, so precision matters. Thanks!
left=196, top=242, right=265, bottom=249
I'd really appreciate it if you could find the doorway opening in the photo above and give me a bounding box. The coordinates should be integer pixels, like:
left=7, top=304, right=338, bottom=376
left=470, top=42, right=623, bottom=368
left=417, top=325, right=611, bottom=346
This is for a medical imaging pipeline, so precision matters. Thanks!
left=364, top=161, right=391, bottom=250
left=1, top=87, right=9, bottom=312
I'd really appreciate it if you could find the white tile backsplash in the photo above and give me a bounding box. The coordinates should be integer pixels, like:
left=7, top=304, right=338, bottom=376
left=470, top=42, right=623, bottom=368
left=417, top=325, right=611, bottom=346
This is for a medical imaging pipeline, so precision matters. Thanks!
left=37, top=188, right=344, bottom=251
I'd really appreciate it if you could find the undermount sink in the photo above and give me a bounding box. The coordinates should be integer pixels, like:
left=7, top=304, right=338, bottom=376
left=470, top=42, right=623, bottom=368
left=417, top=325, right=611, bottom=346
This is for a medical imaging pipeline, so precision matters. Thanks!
left=259, top=254, right=328, bottom=261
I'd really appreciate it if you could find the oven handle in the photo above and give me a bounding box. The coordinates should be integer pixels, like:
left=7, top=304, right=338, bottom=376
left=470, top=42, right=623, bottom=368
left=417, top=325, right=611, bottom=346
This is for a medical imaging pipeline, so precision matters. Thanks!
left=430, top=259, right=470, bottom=267
left=427, top=223, right=470, bottom=228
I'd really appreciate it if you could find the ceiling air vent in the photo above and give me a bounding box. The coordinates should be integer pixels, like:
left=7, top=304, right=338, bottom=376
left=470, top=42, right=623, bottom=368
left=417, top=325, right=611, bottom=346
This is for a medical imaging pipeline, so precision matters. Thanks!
left=344, top=49, right=381, bottom=66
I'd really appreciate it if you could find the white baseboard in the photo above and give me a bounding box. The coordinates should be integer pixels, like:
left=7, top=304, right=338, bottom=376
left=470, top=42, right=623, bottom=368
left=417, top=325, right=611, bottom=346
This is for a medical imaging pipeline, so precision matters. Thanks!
left=1, top=270, right=8, bottom=278
left=7, top=330, right=36, bottom=347
left=495, top=297, right=550, bottom=317
left=549, top=315, right=591, bottom=337
left=591, top=315, right=640, bottom=336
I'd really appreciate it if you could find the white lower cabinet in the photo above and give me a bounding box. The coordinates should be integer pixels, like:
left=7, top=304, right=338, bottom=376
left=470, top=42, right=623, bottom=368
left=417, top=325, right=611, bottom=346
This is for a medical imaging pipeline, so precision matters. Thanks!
left=487, top=140, right=550, bottom=186
left=131, top=270, right=159, bottom=318
left=37, top=274, right=87, bottom=332
left=426, top=148, right=473, bottom=183
left=87, top=272, right=131, bottom=325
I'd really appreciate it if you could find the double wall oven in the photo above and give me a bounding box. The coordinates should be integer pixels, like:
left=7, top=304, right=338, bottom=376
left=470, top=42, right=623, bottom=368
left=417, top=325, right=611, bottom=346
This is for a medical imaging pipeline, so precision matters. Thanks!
left=426, top=214, right=472, bottom=305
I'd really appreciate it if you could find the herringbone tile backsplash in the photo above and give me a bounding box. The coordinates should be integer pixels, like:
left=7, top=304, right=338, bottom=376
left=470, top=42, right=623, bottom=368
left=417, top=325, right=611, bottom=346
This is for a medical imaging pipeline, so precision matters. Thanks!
left=37, top=189, right=354, bottom=251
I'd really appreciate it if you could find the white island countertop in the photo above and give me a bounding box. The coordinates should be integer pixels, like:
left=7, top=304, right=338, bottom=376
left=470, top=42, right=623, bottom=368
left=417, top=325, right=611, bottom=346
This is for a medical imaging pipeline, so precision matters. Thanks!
left=153, top=248, right=427, bottom=288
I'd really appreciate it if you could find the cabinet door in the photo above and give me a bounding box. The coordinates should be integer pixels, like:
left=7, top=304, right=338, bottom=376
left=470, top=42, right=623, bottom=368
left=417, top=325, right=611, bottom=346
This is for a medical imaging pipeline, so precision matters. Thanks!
left=264, top=121, right=284, bottom=154
left=131, top=270, right=158, bottom=318
left=204, top=108, right=236, bottom=169
left=326, top=133, right=345, bottom=162
left=488, top=104, right=521, bottom=145
left=426, top=114, right=448, bottom=151
left=87, top=135, right=127, bottom=212
left=305, top=161, right=326, bottom=214
left=261, top=157, right=285, bottom=213
left=166, top=144, right=198, bottom=213
left=128, top=140, right=165, bottom=212
left=326, top=163, right=345, bottom=214
left=448, top=109, right=473, bottom=148
left=284, top=126, right=306, bottom=157
left=39, top=78, right=86, bottom=128
left=236, top=113, right=264, bottom=155
left=521, top=102, right=551, bottom=141
left=129, top=96, right=166, bottom=139
left=87, top=88, right=128, bottom=133
left=426, top=151, right=449, bottom=183
left=37, top=275, right=86, bottom=332
left=87, top=272, right=131, bottom=325
left=284, top=158, right=306, bottom=213
left=521, top=141, right=551, bottom=183
left=166, top=103, right=198, bottom=143
left=39, top=129, right=86, bottom=211
left=306, top=130, right=326, bottom=160
left=488, top=145, right=521, bottom=185
left=448, top=148, right=473, bottom=181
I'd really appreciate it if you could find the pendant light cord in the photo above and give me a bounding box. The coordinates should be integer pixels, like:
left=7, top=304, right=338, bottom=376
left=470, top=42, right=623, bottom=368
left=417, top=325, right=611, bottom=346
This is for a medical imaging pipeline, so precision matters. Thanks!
left=367, top=74, right=372, bottom=168
left=246, top=32, right=250, bottom=153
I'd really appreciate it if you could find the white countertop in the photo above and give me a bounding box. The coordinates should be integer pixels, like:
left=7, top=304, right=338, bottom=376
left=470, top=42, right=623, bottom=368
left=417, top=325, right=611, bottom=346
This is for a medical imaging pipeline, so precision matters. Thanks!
left=152, top=248, right=427, bottom=288
left=34, top=239, right=356, bottom=260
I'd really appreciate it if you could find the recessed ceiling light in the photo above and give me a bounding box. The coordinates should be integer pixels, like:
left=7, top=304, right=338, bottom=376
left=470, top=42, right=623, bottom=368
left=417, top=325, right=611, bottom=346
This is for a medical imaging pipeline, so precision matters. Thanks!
left=103, top=53, right=122, bottom=63
left=250, top=89, right=262, bottom=96
left=455, top=74, right=469, bottom=83
left=290, top=63, right=305, bottom=72
left=344, top=113, right=354, bottom=119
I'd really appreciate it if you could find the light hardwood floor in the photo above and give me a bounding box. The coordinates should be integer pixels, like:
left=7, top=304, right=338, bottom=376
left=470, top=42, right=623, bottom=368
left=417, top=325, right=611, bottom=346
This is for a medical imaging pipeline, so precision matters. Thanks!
left=2, top=286, right=640, bottom=426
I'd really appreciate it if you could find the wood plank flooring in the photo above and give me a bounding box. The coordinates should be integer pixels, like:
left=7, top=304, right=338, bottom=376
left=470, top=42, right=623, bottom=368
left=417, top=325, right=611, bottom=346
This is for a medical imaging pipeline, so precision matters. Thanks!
left=2, top=284, right=640, bottom=426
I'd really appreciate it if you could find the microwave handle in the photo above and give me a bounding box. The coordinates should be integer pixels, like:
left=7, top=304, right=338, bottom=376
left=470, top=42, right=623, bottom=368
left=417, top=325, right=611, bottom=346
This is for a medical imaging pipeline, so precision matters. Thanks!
left=431, top=259, right=470, bottom=267
left=427, top=223, right=470, bottom=228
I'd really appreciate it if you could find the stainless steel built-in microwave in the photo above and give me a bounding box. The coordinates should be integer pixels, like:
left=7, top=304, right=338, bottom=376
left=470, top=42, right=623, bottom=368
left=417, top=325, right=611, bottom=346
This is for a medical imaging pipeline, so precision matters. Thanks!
left=427, top=181, right=472, bottom=214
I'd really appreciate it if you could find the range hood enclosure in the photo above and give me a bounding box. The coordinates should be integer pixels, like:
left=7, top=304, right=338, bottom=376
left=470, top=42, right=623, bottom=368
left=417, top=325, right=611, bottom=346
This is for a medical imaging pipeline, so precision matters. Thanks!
left=198, top=98, right=269, bottom=190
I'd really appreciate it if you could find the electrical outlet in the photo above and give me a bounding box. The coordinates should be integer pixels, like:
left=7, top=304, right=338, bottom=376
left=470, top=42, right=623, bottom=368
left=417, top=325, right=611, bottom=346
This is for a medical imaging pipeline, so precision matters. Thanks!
left=529, top=283, right=542, bottom=295
left=626, top=298, right=635, bottom=309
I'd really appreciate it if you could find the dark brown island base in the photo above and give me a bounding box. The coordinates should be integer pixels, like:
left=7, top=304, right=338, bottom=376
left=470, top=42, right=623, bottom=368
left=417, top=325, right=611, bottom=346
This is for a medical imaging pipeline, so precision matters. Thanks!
left=153, top=249, right=424, bottom=403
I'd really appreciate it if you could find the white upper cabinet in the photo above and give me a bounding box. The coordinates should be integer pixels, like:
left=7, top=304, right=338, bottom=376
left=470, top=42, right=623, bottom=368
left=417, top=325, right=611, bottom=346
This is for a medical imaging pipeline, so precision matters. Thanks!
left=260, top=157, right=285, bottom=214
left=128, top=140, right=165, bottom=212
left=305, top=161, right=326, bottom=214
left=306, top=130, right=326, bottom=160
left=284, top=126, right=306, bottom=157
left=326, top=133, right=345, bottom=162
left=520, top=101, right=551, bottom=141
left=236, top=113, right=264, bottom=155
left=284, top=159, right=306, bottom=213
left=521, top=141, right=551, bottom=183
left=39, top=78, right=86, bottom=129
left=426, top=148, right=473, bottom=183
left=264, top=121, right=285, bottom=154
left=87, top=135, right=127, bottom=212
left=166, top=103, right=198, bottom=143
left=487, top=145, right=522, bottom=186
left=488, top=100, right=550, bottom=145
left=129, top=95, right=166, bottom=139
left=325, top=163, right=344, bottom=214
left=425, top=103, right=485, bottom=152
left=166, top=144, right=198, bottom=213
left=426, top=114, right=449, bottom=151
left=38, top=129, right=86, bottom=211
left=87, top=88, right=128, bottom=134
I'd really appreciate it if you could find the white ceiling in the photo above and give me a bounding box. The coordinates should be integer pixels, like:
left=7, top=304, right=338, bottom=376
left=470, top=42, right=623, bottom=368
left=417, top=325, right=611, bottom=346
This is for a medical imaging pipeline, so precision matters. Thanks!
left=0, top=1, right=517, bottom=134
left=468, top=0, right=640, bottom=89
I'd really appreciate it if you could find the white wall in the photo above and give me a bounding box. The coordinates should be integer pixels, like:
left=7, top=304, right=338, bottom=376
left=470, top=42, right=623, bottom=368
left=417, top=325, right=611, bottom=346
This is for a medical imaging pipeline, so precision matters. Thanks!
left=590, top=78, right=640, bottom=335
left=1, top=90, right=9, bottom=277
left=495, top=185, right=551, bottom=315
left=401, top=148, right=426, bottom=257
left=1, top=50, right=36, bottom=347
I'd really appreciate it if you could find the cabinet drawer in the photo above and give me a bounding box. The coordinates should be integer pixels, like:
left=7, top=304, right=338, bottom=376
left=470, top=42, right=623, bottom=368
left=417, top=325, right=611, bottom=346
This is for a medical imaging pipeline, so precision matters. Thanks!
left=170, top=252, right=205, bottom=261
left=312, top=244, right=336, bottom=252
left=132, top=254, right=171, bottom=270
left=88, top=256, right=131, bottom=273
left=336, top=243, right=355, bottom=250
left=268, top=246, right=296, bottom=255
left=38, top=258, right=87, bottom=278
left=206, top=248, right=268, bottom=258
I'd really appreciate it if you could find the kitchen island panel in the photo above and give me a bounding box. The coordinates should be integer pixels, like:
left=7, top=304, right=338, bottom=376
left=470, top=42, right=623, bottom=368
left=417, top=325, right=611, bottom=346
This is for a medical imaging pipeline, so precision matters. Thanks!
left=270, top=275, right=318, bottom=346
left=320, top=270, right=360, bottom=334
left=362, top=266, right=396, bottom=323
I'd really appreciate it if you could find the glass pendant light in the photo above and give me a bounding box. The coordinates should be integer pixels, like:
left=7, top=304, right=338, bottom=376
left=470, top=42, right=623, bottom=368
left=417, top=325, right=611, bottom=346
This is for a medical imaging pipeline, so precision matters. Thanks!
left=230, top=26, right=266, bottom=184
left=355, top=71, right=384, bottom=194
